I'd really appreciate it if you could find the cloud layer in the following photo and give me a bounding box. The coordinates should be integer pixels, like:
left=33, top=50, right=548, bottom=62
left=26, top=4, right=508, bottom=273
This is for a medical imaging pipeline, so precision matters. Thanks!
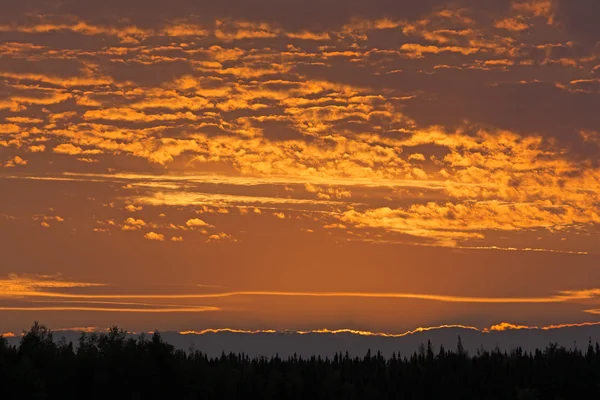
left=1, top=0, right=599, bottom=334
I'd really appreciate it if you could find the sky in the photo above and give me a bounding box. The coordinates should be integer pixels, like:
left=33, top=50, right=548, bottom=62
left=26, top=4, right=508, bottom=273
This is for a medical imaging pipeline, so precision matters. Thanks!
left=1, top=0, right=600, bottom=337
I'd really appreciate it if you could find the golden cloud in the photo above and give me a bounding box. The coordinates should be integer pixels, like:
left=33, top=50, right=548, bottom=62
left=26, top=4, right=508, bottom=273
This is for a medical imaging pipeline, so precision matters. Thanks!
left=144, top=232, right=165, bottom=241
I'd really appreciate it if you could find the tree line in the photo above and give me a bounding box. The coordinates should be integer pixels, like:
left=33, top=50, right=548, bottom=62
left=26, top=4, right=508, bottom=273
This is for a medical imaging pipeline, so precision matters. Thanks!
left=1, top=322, right=600, bottom=399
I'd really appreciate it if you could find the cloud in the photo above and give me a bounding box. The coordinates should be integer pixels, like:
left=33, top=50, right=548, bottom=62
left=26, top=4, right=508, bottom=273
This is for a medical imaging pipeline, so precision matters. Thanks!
left=5, top=117, right=44, bottom=124
left=494, top=17, right=530, bottom=31
left=0, top=305, right=217, bottom=312
left=207, top=232, right=234, bottom=242
left=131, top=190, right=343, bottom=208
left=53, top=144, right=102, bottom=156
left=1, top=1, right=600, bottom=337
left=512, top=0, right=556, bottom=24
left=4, top=273, right=600, bottom=328
left=0, top=274, right=105, bottom=297
left=27, top=145, right=46, bottom=153
left=1, top=275, right=597, bottom=304
left=185, top=218, right=210, bottom=227
left=124, top=218, right=147, bottom=230
left=144, top=232, right=165, bottom=241
left=83, top=108, right=200, bottom=122
left=339, top=200, right=600, bottom=246
left=487, top=322, right=531, bottom=331
left=400, top=43, right=480, bottom=58
left=2, top=156, right=27, bottom=168
left=407, top=153, right=426, bottom=161
left=0, top=71, right=113, bottom=88
left=286, top=31, right=331, bottom=40
left=35, top=215, right=64, bottom=223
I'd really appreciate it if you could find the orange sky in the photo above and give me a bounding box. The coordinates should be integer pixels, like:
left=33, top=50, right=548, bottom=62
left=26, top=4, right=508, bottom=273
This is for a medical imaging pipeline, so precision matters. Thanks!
left=1, top=0, right=600, bottom=335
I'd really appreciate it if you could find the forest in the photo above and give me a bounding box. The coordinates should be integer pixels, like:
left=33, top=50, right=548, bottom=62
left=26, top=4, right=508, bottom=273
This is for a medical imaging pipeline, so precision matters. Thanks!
left=1, top=322, right=600, bottom=399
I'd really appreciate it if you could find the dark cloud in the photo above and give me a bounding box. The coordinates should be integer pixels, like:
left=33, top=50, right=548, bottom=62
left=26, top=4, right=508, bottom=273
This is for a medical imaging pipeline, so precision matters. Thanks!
left=555, top=0, right=600, bottom=45
left=1, top=0, right=442, bottom=29
left=404, top=80, right=600, bottom=150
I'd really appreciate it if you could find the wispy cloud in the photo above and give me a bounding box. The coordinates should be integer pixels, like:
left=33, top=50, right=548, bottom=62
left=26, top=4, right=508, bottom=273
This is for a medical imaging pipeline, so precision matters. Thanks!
left=2, top=275, right=599, bottom=304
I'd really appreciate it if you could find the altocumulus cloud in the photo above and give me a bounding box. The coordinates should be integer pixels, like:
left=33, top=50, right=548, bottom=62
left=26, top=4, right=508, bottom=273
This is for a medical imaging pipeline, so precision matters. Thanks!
left=144, top=232, right=165, bottom=241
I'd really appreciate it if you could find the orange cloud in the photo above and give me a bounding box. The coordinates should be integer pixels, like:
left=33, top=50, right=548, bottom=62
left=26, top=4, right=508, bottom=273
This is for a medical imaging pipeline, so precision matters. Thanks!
left=144, top=232, right=165, bottom=241
left=83, top=108, right=199, bottom=122
left=512, top=0, right=556, bottom=24
left=3, top=156, right=27, bottom=168
left=487, top=322, right=532, bottom=331
left=214, top=21, right=280, bottom=41
left=0, top=305, right=217, bottom=313
left=124, top=218, right=147, bottom=230
left=27, top=145, right=46, bottom=153
left=207, top=232, right=234, bottom=242
left=286, top=31, right=331, bottom=41
left=0, top=71, right=113, bottom=87
left=0, top=274, right=105, bottom=298
left=53, top=143, right=102, bottom=156
left=340, top=200, right=600, bottom=246
left=0, top=287, right=591, bottom=304
left=181, top=328, right=277, bottom=335
left=495, top=17, right=530, bottom=31
left=400, top=43, right=479, bottom=58
left=186, top=218, right=210, bottom=228
left=5, top=117, right=44, bottom=124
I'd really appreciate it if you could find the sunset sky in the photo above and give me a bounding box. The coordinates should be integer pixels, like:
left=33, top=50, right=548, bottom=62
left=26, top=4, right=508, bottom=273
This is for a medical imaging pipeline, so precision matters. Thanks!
left=1, top=0, right=600, bottom=336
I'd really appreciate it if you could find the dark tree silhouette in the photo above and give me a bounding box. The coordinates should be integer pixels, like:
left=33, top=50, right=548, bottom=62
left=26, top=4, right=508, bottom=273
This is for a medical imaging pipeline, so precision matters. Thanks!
left=1, top=322, right=600, bottom=399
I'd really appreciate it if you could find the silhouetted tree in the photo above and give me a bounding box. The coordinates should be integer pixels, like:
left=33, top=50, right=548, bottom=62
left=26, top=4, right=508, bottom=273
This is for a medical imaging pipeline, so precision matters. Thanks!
left=2, top=322, right=600, bottom=399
